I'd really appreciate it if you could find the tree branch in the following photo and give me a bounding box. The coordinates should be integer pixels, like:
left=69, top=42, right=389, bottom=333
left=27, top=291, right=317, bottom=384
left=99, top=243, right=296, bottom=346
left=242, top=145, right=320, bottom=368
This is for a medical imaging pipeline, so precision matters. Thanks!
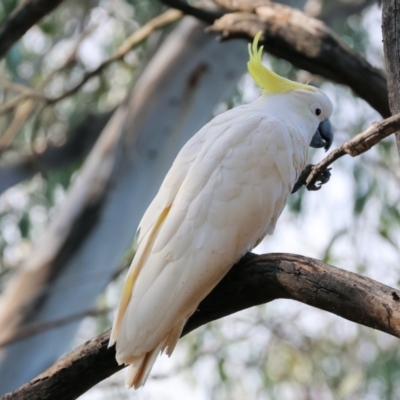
left=0, top=0, right=65, bottom=60
left=160, top=0, right=224, bottom=23
left=0, top=110, right=113, bottom=195
left=0, top=308, right=111, bottom=349
left=45, top=9, right=183, bottom=105
left=0, top=9, right=183, bottom=115
left=162, top=0, right=389, bottom=117
left=4, top=253, right=400, bottom=400
left=305, top=112, right=400, bottom=190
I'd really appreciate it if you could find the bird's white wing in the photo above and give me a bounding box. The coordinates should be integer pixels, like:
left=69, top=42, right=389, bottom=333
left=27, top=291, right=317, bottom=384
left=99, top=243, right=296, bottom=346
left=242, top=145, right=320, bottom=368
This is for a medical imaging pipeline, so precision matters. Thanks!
left=135, top=109, right=238, bottom=246
left=109, top=108, right=238, bottom=346
left=110, top=108, right=301, bottom=387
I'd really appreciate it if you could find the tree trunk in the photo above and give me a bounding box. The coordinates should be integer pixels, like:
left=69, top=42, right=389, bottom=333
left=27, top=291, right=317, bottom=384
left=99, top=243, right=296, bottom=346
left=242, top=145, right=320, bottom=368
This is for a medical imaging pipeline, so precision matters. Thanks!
left=382, top=0, right=400, bottom=152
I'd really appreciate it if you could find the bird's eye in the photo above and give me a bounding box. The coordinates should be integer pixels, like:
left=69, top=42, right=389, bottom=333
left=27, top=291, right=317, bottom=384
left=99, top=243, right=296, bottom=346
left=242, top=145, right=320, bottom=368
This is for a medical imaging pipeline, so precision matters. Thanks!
left=315, top=108, right=322, bottom=116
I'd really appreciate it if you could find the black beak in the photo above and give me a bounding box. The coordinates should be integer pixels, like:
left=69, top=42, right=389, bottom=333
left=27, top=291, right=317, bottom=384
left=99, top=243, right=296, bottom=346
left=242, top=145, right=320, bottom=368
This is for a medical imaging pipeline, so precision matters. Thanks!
left=310, top=119, right=334, bottom=151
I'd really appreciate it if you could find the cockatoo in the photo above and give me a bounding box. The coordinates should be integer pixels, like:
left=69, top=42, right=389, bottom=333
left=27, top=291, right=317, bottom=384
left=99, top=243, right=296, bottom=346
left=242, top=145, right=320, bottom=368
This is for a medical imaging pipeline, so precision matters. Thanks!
left=109, top=32, right=334, bottom=388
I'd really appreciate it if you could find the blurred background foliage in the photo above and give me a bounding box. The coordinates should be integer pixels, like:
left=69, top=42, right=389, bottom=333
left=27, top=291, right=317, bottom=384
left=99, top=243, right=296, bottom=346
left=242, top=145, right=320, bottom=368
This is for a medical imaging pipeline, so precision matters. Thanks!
left=1, top=0, right=400, bottom=399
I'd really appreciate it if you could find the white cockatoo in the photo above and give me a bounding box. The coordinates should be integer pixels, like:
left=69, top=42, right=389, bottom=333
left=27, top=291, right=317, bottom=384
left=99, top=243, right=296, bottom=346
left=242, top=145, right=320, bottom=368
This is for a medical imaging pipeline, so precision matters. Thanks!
left=110, top=32, right=334, bottom=388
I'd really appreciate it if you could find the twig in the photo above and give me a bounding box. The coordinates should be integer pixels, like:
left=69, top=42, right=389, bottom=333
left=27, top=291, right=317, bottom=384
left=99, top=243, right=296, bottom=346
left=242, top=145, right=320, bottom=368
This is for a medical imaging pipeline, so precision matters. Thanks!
left=0, top=100, right=35, bottom=151
left=0, top=77, right=43, bottom=98
left=0, top=9, right=183, bottom=115
left=1, top=86, right=47, bottom=155
left=0, top=22, right=100, bottom=144
left=0, top=308, right=111, bottom=348
left=4, top=252, right=400, bottom=400
left=0, top=111, right=113, bottom=194
left=46, top=9, right=183, bottom=104
left=306, top=113, right=400, bottom=189
left=29, top=102, right=47, bottom=156
left=0, top=93, right=37, bottom=115
left=0, top=74, right=52, bottom=116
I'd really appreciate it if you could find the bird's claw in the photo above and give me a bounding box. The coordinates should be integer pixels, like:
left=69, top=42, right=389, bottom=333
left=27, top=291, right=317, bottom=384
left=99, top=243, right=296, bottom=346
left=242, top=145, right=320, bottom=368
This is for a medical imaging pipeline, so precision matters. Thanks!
left=308, top=167, right=331, bottom=191
left=292, top=165, right=331, bottom=193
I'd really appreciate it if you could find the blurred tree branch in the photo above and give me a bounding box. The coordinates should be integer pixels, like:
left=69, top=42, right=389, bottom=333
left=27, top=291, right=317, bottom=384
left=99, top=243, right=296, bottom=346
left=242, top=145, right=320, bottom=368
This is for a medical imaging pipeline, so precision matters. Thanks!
left=4, top=252, right=400, bottom=400
left=0, top=77, right=42, bottom=98
left=45, top=8, right=183, bottom=105
left=304, top=112, right=400, bottom=190
left=161, top=0, right=389, bottom=117
left=0, top=9, right=183, bottom=116
left=0, top=111, right=113, bottom=195
left=0, top=0, right=65, bottom=60
left=161, top=0, right=224, bottom=23
left=0, top=260, right=129, bottom=347
left=0, top=17, right=102, bottom=118
left=1, top=1, right=388, bottom=117
left=0, top=308, right=111, bottom=348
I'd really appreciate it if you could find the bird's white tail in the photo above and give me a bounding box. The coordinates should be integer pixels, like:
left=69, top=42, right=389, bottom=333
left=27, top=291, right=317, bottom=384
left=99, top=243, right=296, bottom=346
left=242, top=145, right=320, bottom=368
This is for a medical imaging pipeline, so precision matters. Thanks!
left=125, top=343, right=164, bottom=389
left=122, top=318, right=188, bottom=388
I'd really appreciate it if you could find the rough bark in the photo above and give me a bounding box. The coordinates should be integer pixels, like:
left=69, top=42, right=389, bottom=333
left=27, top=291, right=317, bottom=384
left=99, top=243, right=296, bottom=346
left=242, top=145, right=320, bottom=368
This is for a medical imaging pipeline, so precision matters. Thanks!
left=0, top=0, right=65, bottom=59
left=163, top=0, right=389, bottom=117
left=382, top=0, right=400, bottom=152
left=4, top=253, right=400, bottom=400
left=207, top=3, right=389, bottom=117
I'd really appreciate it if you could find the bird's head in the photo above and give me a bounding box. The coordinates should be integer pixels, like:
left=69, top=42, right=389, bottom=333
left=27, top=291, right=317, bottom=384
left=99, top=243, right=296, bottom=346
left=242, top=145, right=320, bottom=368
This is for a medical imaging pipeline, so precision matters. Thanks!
left=247, top=32, right=334, bottom=151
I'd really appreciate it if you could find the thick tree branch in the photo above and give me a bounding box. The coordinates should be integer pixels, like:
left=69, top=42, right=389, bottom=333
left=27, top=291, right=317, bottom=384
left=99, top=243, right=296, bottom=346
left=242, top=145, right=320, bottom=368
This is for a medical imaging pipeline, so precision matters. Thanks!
left=0, top=0, right=65, bottom=60
left=162, top=0, right=389, bottom=117
left=209, top=6, right=389, bottom=117
left=4, top=253, right=400, bottom=400
left=305, top=112, right=400, bottom=190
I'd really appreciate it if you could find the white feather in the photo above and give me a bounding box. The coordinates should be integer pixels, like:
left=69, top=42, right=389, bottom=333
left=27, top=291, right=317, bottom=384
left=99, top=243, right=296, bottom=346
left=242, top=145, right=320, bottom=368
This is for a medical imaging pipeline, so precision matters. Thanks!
left=110, top=89, right=333, bottom=388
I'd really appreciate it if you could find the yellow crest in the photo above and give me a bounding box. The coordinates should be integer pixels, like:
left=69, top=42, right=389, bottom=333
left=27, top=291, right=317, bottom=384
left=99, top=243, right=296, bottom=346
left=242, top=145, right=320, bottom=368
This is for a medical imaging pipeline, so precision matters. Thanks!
left=247, top=32, right=314, bottom=94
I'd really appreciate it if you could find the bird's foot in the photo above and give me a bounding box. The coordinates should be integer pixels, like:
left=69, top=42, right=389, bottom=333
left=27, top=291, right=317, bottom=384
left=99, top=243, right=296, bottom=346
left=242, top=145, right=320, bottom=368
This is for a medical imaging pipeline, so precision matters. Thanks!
left=292, top=164, right=331, bottom=193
